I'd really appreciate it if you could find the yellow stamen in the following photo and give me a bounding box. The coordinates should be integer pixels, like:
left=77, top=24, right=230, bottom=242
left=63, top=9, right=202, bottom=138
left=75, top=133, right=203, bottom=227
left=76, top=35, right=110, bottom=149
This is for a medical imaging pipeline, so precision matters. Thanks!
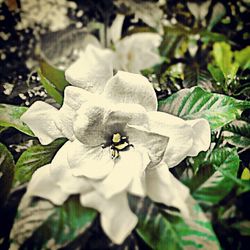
left=114, top=142, right=129, bottom=150
left=111, top=149, right=119, bottom=159
left=112, top=133, right=121, bottom=143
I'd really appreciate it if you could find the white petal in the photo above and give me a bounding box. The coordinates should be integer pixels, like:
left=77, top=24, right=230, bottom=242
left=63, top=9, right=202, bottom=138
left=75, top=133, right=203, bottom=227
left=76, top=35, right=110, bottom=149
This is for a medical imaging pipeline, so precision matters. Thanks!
left=62, top=86, right=95, bottom=111
left=80, top=191, right=137, bottom=244
left=146, top=164, right=190, bottom=217
left=148, top=111, right=194, bottom=168
left=128, top=175, right=146, bottom=197
left=24, top=164, right=68, bottom=206
left=109, top=14, right=125, bottom=43
left=21, top=101, right=63, bottom=145
left=67, top=140, right=114, bottom=180
left=114, top=33, right=162, bottom=73
left=72, top=98, right=110, bottom=146
left=126, top=124, right=169, bottom=167
left=65, top=45, right=113, bottom=94
left=92, top=149, right=145, bottom=199
left=186, top=118, right=211, bottom=156
left=103, top=71, right=157, bottom=111
left=50, top=141, right=92, bottom=194
left=58, top=86, right=95, bottom=140
left=73, top=99, right=149, bottom=146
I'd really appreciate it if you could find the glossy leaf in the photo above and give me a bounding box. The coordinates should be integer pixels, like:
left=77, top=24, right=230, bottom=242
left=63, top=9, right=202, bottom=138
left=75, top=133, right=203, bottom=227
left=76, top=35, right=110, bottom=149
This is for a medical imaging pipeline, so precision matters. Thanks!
left=134, top=197, right=182, bottom=250
left=0, top=143, right=15, bottom=205
left=234, top=46, right=250, bottom=70
left=184, top=66, right=213, bottom=89
left=207, top=64, right=225, bottom=84
left=190, top=148, right=240, bottom=205
left=212, top=42, right=239, bottom=80
left=0, top=104, right=34, bottom=136
left=10, top=196, right=97, bottom=249
left=158, top=87, right=250, bottom=130
left=223, top=120, right=250, bottom=148
left=200, top=31, right=228, bottom=43
left=130, top=196, right=220, bottom=250
left=38, top=69, right=63, bottom=105
left=14, top=138, right=66, bottom=185
left=40, top=60, right=69, bottom=92
left=171, top=198, right=221, bottom=249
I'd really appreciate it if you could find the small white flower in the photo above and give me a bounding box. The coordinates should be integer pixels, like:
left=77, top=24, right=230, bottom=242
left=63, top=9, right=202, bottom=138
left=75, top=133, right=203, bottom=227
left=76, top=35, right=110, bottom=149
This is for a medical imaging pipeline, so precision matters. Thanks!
left=21, top=45, right=210, bottom=244
left=76, top=31, right=162, bottom=74
left=113, top=32, right=162, bottom=73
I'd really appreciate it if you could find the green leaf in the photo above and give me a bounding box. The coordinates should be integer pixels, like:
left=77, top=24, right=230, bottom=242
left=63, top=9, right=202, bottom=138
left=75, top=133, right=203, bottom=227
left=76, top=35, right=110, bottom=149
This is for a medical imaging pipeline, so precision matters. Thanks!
left=0, top=143, right=15, bottom=205
left=184, top=66, right=213, bottom=89
left=134, top=197, right=182, bottom=250
left=234, top=46, right=250, bottom=70
left=0, top=104, right=34, bottom=136
left=207, top=64, right=225, bottom=84
left=14, top=138, right=66, bottom=185
left=130, top=196, right=220, bottom=250
left=231, top=221, right=250, bottom=236
left=213, top=42, right=232, bottom=77
left=158, top=87, right=250, bottom=130
left=171, top=198, right=221, bottom=249
left=40, top=60, right=69, bottom=92
left=190, top=148, right=240, bottom=205
left=10, top=196, right=97, bottom=249
left=223, top=120, right=250, bottom=148
left=200, top=31, right=228, bottom=43
left=38, top=70, right=63, bottom=105
left=212, top=42, right=239, bottom=80
left=208, top=3, right=226, bottom=31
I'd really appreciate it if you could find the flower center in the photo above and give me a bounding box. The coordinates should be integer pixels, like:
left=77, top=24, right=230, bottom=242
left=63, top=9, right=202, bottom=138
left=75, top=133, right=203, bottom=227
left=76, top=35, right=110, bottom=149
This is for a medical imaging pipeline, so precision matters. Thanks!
left=102, top=132, right=133, bottom=159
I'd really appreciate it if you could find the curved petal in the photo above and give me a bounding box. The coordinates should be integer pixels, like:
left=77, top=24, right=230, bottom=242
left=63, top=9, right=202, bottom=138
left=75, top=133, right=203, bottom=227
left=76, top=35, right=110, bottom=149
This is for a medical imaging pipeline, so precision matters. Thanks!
left=80, top=191, right=137, bottom=244
left=65, top=44, right=113, bottom=94
left=126, top=124, right=169, bottom=167
left=109, top=14, right=125, bottom=43
left=67, top=140, right=114, bottom=180
left=23, top=164, right=69, bottom=206
left=62, top=86, right=95, bottom=111
left=146, top=164, right=190, bottom=217
left=128, top=175, right=146, bottom=197
left=92, top=149, right=146, bottom=199
left=73, top=99, right=149, bottom=146
left=21, top=101, right=63, bottom=145
left=114, top=33, right=162, bottom=73
left=58, top=86, right=95, bottom=140
left=103, top=71, right=157, bottom=111
left=186, top=118, right=211, bottom=156
left=50, top=141, right=92, bottom=194
left=148, top=111, right=194, bottom=168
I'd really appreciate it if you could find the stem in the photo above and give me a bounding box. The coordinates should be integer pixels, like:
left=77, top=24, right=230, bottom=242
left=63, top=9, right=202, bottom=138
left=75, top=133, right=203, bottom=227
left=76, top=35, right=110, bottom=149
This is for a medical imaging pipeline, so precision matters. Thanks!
left=238, top=146, right=250, bottom=155
left=103, top=13, right=109, bottom=48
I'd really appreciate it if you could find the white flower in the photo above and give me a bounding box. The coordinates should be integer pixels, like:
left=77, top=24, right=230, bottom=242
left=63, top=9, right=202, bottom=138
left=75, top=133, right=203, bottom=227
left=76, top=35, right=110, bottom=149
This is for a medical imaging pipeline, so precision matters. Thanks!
left=20, top=45, right=210, bottom=244
left=113, top=32, right=162, bottom=73
left=76, top=32, right=162, bottom=74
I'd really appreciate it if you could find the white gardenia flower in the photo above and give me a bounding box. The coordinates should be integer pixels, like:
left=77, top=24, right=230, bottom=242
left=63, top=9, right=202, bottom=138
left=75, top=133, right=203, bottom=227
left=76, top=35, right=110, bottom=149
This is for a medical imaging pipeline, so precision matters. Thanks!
left=20, top=45, right=210, bottom=244
left=76, top=32, right=162, bottom=74
left=113, top=32, right=162, bottom=73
